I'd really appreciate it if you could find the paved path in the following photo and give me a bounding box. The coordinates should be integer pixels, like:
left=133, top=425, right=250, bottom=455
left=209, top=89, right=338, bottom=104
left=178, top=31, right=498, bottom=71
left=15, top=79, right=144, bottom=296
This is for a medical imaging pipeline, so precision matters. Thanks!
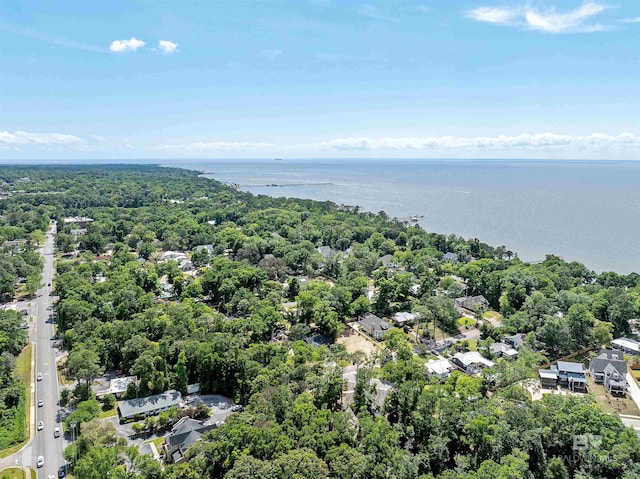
left=625, top=372, right=640, bottom=411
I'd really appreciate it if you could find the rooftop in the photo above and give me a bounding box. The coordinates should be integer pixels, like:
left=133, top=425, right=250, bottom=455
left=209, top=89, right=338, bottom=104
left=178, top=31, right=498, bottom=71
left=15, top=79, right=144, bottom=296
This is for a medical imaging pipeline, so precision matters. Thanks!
left=118, top=389, right=182, bottom=419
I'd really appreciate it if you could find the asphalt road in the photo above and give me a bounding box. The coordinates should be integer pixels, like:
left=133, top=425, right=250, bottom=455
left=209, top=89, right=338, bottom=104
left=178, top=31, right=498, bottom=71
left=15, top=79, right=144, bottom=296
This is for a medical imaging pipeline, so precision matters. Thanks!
left=22, top=224, right=64, bottom=478
left=31, top=223, right=64, bottom=478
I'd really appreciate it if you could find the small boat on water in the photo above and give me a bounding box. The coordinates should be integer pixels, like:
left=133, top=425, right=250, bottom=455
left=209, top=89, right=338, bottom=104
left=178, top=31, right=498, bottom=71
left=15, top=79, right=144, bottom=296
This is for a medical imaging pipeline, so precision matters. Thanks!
left=409, top=214, right=424, bottom=222
left=274, top=158, right=283, bottom=161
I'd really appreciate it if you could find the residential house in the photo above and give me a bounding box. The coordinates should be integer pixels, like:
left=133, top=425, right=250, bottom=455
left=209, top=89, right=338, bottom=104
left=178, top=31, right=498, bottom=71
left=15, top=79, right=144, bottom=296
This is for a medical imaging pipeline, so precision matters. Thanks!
left=118, top=389, right=182, bottom=420
left=342, top=365, right=394, bottom=410
left=379, top=254, right=400, bottom=269
left=454, top=295, right=489, bottom=314
left=163, top=417, right=216, bottom=464
left=425, top=358, right=455, bottom=379
left=504, top=333, right=526, bottom=349
left=589, top=350, right=627, bottom=397
left=162, top=251, right=188, bottom=262
left=358, top=313, right=390, bottom=340
left=193, top=244, right=214, bottom=255
left=392, top=312, right=418, bottom=327
left=451, top=351, right=496, bottom=374
left=107, top=376, right=137, bottom=398
left=442, top=252, right=459, bottom=263
left=490, top=342, right=518, bottom=359
left=538, top=361, right=587, bottom=392
left=612, top=337, right=640, bottom=355
left=64, top=216, right=94, bottom=228
left=179, top=259, right=194, bottom=272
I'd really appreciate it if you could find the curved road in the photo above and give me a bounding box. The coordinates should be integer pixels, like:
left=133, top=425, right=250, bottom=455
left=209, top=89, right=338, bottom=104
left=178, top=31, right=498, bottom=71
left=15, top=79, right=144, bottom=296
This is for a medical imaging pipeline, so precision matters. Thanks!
left=0, top=224, right=65, bottom=478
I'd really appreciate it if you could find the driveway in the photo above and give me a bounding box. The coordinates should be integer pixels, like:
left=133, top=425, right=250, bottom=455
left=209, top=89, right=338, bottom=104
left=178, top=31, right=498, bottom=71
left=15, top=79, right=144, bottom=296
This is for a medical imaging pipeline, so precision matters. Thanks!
left=625, top=373, right=640, bottom=411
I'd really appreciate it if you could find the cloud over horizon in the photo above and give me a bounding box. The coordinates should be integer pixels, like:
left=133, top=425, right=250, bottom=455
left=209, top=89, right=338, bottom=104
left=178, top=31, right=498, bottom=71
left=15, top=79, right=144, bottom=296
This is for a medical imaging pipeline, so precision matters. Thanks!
left=467, top=2, right=611, bottom=33
left=0, top=130, right=83, bottom=146
left=321, top=132, right=640, bottom=151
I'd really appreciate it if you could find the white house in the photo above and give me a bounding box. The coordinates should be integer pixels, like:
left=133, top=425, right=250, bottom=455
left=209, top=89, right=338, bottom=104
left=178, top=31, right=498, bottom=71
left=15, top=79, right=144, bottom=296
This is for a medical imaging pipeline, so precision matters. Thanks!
left=425, top=358, right=455, bottom=379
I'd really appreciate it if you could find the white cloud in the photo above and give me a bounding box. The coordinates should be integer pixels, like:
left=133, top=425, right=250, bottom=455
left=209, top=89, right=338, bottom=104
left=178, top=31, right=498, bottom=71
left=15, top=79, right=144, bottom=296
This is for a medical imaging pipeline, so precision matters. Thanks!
left=258, top=49, right=283, bottom=60
left=158, top=40, right=179, bottom=54
left=0, top=130, right=83, bottom=145
left=152, top=141, right=275, bottom=151
left=525, top=3, right=607, bottom=33
left=320, top=133, right=640, bottom=151
left=466, top=7, right=519, bottom=25
left=109, top=37, right=146, bottom=53
left=467, top=2, right=611, bottom=33
left=622, top=16, right=640, bottom=23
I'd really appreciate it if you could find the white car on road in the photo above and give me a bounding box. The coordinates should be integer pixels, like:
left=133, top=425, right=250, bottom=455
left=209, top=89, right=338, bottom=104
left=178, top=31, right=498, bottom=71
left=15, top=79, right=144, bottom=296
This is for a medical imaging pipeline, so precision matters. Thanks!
left=37, top=372, right=43, bottom=381
left=37, top=421, right=44, bottom=431
left=54, top=426, right=61, bottom=437
left=37, top=456, right=44, bottom=468
left=38, top=399, right=44, bottom=407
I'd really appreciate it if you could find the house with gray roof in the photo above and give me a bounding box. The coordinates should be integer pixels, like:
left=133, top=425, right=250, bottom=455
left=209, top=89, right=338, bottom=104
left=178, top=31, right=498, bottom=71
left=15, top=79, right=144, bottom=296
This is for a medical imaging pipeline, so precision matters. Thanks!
left=454, top=295, right=489, bottom=314
left=392, top=312, right=418, bottom=326
left=490, top=342, right=518, bottom=359
left=538, top=361, right=587, bottom=392
left=118, top=389, right=182, bottom=420
left=452, top=351, right=495, bottom=375
left=358, top=313, right=390, bottom=340
left=163, top=417, right=215, bottom=464
left=612, top=337, right=640, bottom=355
left=589, top=350, right=627, bottom=397
left=504, top=333, right=526, bottom=349
left=193, top=244, right=214, bottom=255
left=442, top=252, right=459, bottom=263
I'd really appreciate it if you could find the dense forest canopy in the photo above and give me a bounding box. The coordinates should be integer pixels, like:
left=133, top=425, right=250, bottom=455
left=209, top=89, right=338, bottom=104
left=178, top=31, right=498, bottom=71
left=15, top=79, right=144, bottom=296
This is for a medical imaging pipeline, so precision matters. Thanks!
left=1, top=164, right=640, bottom=479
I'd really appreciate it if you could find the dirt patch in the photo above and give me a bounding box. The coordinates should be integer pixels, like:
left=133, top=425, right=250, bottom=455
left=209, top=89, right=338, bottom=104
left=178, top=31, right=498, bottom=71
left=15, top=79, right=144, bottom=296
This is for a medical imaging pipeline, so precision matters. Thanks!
left=337, top=328, right=381, bottom=358
left=587, top=376, right=640, bottom=416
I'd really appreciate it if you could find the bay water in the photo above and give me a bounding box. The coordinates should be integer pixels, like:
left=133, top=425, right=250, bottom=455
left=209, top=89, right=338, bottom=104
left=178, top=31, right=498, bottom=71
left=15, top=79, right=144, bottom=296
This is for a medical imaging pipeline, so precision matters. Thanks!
left=165, top=159, right=640, bottom=274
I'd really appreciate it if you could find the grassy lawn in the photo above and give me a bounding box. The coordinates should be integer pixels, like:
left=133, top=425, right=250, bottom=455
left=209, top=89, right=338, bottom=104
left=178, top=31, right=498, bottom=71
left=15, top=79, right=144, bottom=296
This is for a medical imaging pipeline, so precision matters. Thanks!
left=587, top=376, right=640, bottom=416
left=458, top=317, right=475, bottom=328
left=631, top=369, right=640, bottom=380
left=0, top=467, right=28, bottom=479
left=145, top=436, right=165, bottom=449
left=97, top=403, right=118, bottom=420
left=0, top=344, right=32, bottom=459
left=483, top=311, right=503, bottom=320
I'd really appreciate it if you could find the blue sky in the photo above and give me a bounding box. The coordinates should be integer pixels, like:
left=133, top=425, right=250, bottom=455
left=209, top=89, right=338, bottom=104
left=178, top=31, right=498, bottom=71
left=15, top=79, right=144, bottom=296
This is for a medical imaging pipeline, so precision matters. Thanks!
left=0, top=0, right=639, bottom=160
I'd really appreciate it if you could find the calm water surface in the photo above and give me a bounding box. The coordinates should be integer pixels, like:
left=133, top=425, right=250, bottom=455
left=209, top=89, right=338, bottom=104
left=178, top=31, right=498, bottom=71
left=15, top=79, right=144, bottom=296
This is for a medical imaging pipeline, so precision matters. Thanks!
left=166, top=159, right=640, bottom=274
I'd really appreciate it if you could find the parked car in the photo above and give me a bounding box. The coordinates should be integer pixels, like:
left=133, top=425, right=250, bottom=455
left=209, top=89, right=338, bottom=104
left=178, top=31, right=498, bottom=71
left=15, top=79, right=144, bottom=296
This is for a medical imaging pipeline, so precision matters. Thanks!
left=54, top=427, right=61, bottom=437
left=231, top=405, right=243, bottom=412
left=37, top=372, right=43, bottom=381
left=58, top=465, right=67, bottom=478
left=214, top=420, right=224, bottom=427
left=37, top=456, right=44, bottom=468
left=38, top=399, right=44, bottom=407
left=37, top=421, right=44, bottom=431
